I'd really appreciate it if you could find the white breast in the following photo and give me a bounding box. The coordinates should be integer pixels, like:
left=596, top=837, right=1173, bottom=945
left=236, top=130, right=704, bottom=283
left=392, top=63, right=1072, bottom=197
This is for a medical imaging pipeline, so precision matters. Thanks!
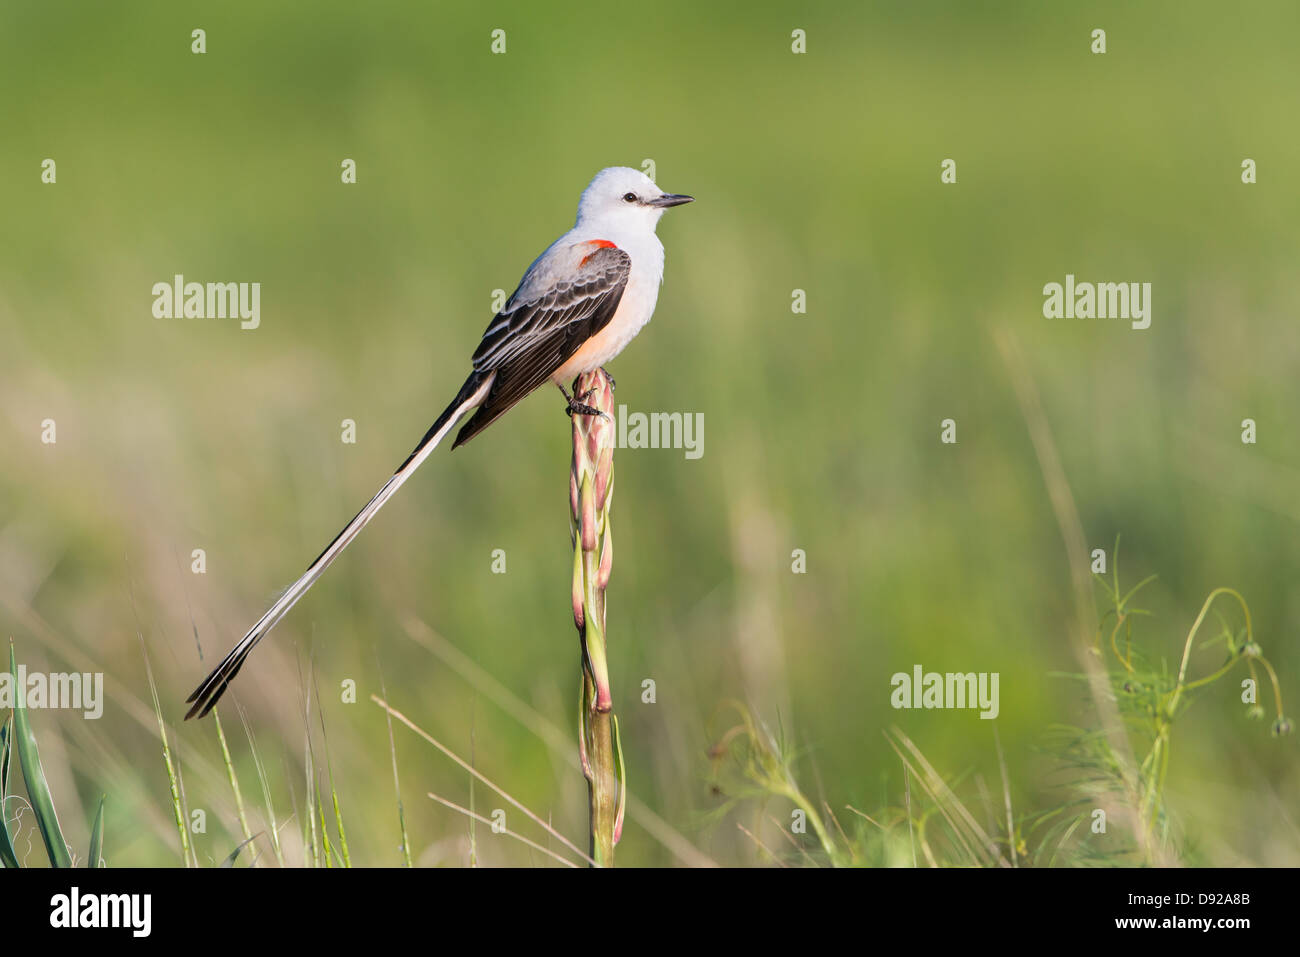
left=549, top=230, right=666, bottom=380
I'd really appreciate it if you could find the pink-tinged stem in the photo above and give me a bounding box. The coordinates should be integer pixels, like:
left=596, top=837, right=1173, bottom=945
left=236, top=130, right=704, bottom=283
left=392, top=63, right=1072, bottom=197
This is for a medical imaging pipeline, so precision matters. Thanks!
left=569, top=369, right=622, bottom=866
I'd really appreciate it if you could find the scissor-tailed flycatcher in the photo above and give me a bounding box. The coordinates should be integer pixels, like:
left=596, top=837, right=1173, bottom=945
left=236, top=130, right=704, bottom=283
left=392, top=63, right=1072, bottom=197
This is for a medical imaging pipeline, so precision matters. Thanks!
left=185, top=167, right=692, bottom=719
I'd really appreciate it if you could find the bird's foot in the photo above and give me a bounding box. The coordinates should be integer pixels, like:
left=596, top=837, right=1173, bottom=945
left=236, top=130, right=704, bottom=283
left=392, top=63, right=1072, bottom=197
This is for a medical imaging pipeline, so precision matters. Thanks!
left=558, top=382, right=607, bottom=420
left=600, top=368, right=616, bottom=391
left=567, top=397, right=605, bottom=418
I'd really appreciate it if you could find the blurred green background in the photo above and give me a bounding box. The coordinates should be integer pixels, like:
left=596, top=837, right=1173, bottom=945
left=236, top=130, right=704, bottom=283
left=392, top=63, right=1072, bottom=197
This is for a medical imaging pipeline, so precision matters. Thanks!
left=2, top=1, right=1297, bottom=866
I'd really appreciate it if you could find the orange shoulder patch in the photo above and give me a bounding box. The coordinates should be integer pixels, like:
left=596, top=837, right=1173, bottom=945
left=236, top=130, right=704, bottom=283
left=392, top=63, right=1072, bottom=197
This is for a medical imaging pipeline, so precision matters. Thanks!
left=580, top=239, right=618, bottom=266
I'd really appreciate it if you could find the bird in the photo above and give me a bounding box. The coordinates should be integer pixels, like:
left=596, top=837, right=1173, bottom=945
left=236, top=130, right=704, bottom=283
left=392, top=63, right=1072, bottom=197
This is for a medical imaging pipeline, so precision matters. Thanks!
left=185, top=166, right=693, bottom=719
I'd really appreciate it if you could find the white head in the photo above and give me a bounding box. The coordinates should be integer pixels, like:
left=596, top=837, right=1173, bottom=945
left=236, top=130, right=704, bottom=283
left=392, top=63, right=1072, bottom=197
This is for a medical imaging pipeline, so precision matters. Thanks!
left=575, top=166, right=694, bottom=231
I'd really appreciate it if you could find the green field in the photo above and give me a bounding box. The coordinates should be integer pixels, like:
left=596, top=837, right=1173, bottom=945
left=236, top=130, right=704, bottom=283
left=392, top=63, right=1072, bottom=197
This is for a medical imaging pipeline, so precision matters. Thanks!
left=1, top=2, right=1296, bottom=867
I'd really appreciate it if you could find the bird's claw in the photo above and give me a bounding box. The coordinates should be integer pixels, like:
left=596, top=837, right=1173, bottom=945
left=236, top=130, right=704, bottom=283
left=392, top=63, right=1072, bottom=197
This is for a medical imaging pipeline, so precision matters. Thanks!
left=559, top=383, right=607, bottom=420
left=567, top=399, right=607, bottom=420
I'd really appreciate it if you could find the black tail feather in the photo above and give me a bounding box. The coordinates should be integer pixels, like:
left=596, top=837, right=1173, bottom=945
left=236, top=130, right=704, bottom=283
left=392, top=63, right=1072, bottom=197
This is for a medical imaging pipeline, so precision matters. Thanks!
left=183, top=372, right=492, bottom=719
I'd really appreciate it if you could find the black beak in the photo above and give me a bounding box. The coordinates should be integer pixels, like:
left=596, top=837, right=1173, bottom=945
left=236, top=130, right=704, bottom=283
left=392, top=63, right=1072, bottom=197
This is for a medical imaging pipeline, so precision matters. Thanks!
left=649, top=193, right=694, bottom=208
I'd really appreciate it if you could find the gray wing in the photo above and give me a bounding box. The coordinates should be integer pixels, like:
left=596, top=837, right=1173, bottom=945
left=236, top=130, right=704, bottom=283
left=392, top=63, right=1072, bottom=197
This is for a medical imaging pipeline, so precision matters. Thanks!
left=471, top=244, right=631, bottom=371
left=452, top=244, right=630, bottom=448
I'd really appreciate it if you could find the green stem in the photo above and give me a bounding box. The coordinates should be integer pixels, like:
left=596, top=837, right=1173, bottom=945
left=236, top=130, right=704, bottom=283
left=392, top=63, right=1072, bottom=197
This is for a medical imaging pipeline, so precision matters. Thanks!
left=1170, top=588, right=1250, bottom=716
left=214, top=710, right=255, bottom=861
left=571, top=369, right=620, bottom=867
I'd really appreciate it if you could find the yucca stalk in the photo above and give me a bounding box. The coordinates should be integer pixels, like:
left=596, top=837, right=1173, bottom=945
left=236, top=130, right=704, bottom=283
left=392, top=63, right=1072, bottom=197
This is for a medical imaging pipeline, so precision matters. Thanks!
left=569, top=369, right=626, bottom=867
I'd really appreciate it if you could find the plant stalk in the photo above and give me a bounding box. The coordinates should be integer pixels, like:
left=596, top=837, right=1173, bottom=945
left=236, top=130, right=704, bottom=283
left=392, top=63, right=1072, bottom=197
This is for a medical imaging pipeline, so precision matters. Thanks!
left=569, top=369, right=624, bottom=867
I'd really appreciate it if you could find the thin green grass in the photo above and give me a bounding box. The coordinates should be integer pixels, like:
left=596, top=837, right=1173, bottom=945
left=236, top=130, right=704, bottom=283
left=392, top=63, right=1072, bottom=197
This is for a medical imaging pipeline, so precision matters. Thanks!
left=138, top=633, right=195, bottom=867
left=311, top=668, right=350, bottom=867
left=238, top=704, right=287, bottom=866
left=87, top=795, right=105, bottom=867
left=0, top=714, right=19, bottom=868
left=708, top=547, right=1291, bottom=868
left=378, top=665, right=413, bottom=867
left=4, top=647, right=112, bottom=869
left=219, top=834, right=260, bottom=868
left=371, top=693, right=597, bottom=866
left=8, top=644, right=71, bottom=867
left=213, top=709, right=255, bottom=860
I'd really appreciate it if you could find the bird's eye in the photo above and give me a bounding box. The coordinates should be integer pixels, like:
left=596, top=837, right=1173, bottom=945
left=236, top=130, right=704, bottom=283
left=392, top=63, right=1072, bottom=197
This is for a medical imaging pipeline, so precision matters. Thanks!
left=622, top=192, right=638, bottom=203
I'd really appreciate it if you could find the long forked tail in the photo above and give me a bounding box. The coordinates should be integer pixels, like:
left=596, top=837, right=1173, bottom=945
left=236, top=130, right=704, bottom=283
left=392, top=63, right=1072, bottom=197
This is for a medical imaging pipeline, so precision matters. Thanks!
left=184, top=372, right=495, bottom=719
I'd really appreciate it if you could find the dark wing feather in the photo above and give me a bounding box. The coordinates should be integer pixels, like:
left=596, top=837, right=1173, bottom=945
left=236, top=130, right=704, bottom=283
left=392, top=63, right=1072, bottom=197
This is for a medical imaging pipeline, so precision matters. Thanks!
left=470, top=245, right=630, bottom=370
left=452, top=245, right=630, bottom=448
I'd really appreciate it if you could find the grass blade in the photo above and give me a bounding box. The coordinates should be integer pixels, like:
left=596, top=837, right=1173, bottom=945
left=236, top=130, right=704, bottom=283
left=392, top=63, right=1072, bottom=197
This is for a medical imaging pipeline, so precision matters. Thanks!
left=316, top=779, right=333, bottom=868
left=88, top=795, right=105, bottom=867
left=311, top=668, right=350, bottom=867
left=238, top=704, right=285, bottom=867
left=9, top=645, right=72, bottom=867
left=137, top=635, right=194, bottom=866
left=0, top=715, right=9, bottom=796
left=373, top=694, right=596, bottom=866
left=378, top=666, right=413, bottom=867
left=329, top=787, right=350, bottom=868
left=219, top=833, right=261, bottom=868
left=0, top=715, right=19, bottom=868
left=213, top=710, right=255, bottom=859
left=299, top=653, right=320, bottom=867
left=428, top=792, right=582, bottom=868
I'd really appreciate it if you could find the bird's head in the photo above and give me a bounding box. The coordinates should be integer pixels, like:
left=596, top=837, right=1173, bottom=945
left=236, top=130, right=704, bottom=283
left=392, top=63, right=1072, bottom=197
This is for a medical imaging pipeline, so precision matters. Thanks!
left=575, top=166, right=693, bottom=231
